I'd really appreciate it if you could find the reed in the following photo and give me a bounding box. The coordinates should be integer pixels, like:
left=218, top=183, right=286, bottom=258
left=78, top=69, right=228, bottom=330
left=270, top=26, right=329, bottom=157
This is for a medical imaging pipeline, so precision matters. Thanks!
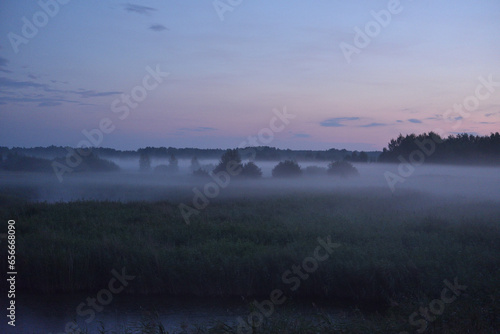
left=0, top=190, right=498, bottom=332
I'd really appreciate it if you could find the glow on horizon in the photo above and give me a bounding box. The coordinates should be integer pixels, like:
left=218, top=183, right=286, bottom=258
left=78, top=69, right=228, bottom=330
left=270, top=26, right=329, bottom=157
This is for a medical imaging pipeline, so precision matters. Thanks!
left=0, top=0, right=499, bottom=151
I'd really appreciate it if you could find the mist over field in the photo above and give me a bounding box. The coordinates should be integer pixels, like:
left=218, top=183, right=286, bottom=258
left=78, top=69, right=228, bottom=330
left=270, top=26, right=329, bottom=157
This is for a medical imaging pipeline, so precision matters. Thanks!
left=2, top=154, right=499, bottom=333
left=1, top=145, right=499, bottom=333
left=1, top=158, right=499, bottom=203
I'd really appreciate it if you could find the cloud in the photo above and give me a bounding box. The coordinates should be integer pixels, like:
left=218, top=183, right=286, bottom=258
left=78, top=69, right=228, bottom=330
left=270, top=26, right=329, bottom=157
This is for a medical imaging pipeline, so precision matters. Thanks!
left=0, top=56, right=10, bottom=73
left=485, top=112, right=499, bottom=117
left=123, top=3, right=157, bottom=15
left=293, top=133, right=311, bottom=138
left=76, top=90, right=122, bottom=98
left=149, top=24, right=168, bottom=32
left=321, top=117, right=388, bottom=128
left=408, top=118, right=423, bottom=124
left=0, top=74, right=122, bottom=109
left=38, top=101, right=62, bottom=107
left=359, top=122, right=387, bottom=128
left=0, top=76, right=45, bottom=89
left=320, top=117, right=360, bottom=127
left=51, top=79, right=69, bottom=84
left=0, top=95, right=78, bottom=106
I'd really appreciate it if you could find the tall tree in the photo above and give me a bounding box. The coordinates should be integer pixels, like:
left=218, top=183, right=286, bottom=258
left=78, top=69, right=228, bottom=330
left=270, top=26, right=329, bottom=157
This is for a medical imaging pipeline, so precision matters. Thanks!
left=213, top=149, right=243, bottom=175
left=168, top=154, right=179, bottom=173
left=139, top=151, right=151, bottom=171
left=190, top=156, right=201, bottom=172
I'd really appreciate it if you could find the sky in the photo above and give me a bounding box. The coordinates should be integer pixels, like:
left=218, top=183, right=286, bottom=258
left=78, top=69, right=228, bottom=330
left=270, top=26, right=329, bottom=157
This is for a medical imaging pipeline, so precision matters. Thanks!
left=0, top=0, right=499, bottom=151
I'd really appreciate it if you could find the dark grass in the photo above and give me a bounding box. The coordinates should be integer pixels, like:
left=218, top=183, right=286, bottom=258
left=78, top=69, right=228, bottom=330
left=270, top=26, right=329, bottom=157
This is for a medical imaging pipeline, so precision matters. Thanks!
left=0, top=190, right=499, bottom=332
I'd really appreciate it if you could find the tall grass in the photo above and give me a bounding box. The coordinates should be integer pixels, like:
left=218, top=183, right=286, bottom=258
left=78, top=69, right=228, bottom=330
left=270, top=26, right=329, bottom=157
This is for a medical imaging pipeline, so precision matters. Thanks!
left=0, top=189, right=499, bottom=332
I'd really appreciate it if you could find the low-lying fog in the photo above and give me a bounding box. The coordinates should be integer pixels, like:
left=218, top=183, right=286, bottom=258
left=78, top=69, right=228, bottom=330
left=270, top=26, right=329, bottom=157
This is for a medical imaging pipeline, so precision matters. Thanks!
left=1, top=158, right=499, bottom=204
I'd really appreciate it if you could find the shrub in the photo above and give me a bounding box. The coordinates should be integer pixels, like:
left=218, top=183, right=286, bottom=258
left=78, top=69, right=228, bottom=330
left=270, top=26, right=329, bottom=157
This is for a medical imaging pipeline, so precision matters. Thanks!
left=327, top=160, right=359, bottom=177
left=241, top=162, right=262, bottom=178
left=272, top=160, right=302, bottom=178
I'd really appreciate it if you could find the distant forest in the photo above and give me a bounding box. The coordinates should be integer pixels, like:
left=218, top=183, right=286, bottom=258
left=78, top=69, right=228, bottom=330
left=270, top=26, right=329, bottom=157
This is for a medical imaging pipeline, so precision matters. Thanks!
left=0, top=146, right=379, bottom=163
left=1, top=132, right=499, bottom=174
left=379, top=132, right=500, bottom=165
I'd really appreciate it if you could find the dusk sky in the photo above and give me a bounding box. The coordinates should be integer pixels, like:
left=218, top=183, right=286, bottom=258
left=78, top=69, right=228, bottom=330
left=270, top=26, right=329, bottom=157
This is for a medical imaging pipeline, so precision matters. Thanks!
left=0, top=0, right=499, bottom=151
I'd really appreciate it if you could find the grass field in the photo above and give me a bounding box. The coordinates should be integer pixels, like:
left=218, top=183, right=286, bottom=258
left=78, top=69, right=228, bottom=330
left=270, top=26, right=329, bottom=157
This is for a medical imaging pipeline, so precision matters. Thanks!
left=1, top=185, right=499, bottom=333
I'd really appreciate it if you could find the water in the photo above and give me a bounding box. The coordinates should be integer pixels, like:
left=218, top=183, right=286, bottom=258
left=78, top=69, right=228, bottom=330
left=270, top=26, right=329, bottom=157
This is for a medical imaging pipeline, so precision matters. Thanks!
left=2, top=294, right=252, bottom=333
left=2, top=294, right=346, bottom=334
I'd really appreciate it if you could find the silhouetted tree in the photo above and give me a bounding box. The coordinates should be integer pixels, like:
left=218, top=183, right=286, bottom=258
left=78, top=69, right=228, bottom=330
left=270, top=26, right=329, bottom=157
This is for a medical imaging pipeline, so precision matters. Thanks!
left=358, top=151, right=368, bottom=162
left=53, top=153, right=120, bottom=173
left=241, top=162, right=262, bottom=178
left=272, top=160, right=302, bottom=178
left=190, top=156, right=201, bottom=172
left=345, top=151, right=368, bottom=162
left=168, top=154, right=179, bottom=173
left=378, top=132, right=500, bottom=165
left=351, top=151, right=358, bottom=161
left=327, top=161, right=359, bottom=177
left=139, top=151, right=151, bottom=171
left=213, top=149, right=243, bottom=175
left=1, top=153, right=52, bottom=172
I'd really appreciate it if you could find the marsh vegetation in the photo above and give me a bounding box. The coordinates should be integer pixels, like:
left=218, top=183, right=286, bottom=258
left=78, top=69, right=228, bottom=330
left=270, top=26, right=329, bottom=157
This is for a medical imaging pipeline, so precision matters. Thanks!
left=1, top=182, right=499, bottom=333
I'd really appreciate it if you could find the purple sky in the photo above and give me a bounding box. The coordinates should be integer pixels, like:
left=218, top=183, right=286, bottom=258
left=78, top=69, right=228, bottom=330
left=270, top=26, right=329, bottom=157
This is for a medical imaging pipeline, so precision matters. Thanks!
left=0, top=0, right=499, bottom=151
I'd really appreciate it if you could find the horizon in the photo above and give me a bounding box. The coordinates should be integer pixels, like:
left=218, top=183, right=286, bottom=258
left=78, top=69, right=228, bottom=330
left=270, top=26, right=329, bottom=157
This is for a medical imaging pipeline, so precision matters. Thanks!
left=3, top=130, right=498, bottom=153
left=1, top=143, right=382, bottom=153
left=1, top=1, right=499, bottom=151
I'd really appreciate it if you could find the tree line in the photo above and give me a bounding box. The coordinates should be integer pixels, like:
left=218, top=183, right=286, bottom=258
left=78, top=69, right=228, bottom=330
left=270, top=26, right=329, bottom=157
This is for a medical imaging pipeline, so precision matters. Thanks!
left=185, top=149, right=359, bottom=179
left=0, top=145, right=378, bottom=162
left=379, top=132, right=500, bottom=165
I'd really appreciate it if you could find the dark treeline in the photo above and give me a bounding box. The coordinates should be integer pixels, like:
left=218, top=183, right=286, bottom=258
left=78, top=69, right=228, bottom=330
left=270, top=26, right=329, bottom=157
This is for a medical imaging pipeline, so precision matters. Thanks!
left=379, top=132, right=500, bottom=165
left=2, top=131, right=498, bottom=168
left=0, top=151, right=120, bottom=173
left=0, top=145, right=379, bottom=162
